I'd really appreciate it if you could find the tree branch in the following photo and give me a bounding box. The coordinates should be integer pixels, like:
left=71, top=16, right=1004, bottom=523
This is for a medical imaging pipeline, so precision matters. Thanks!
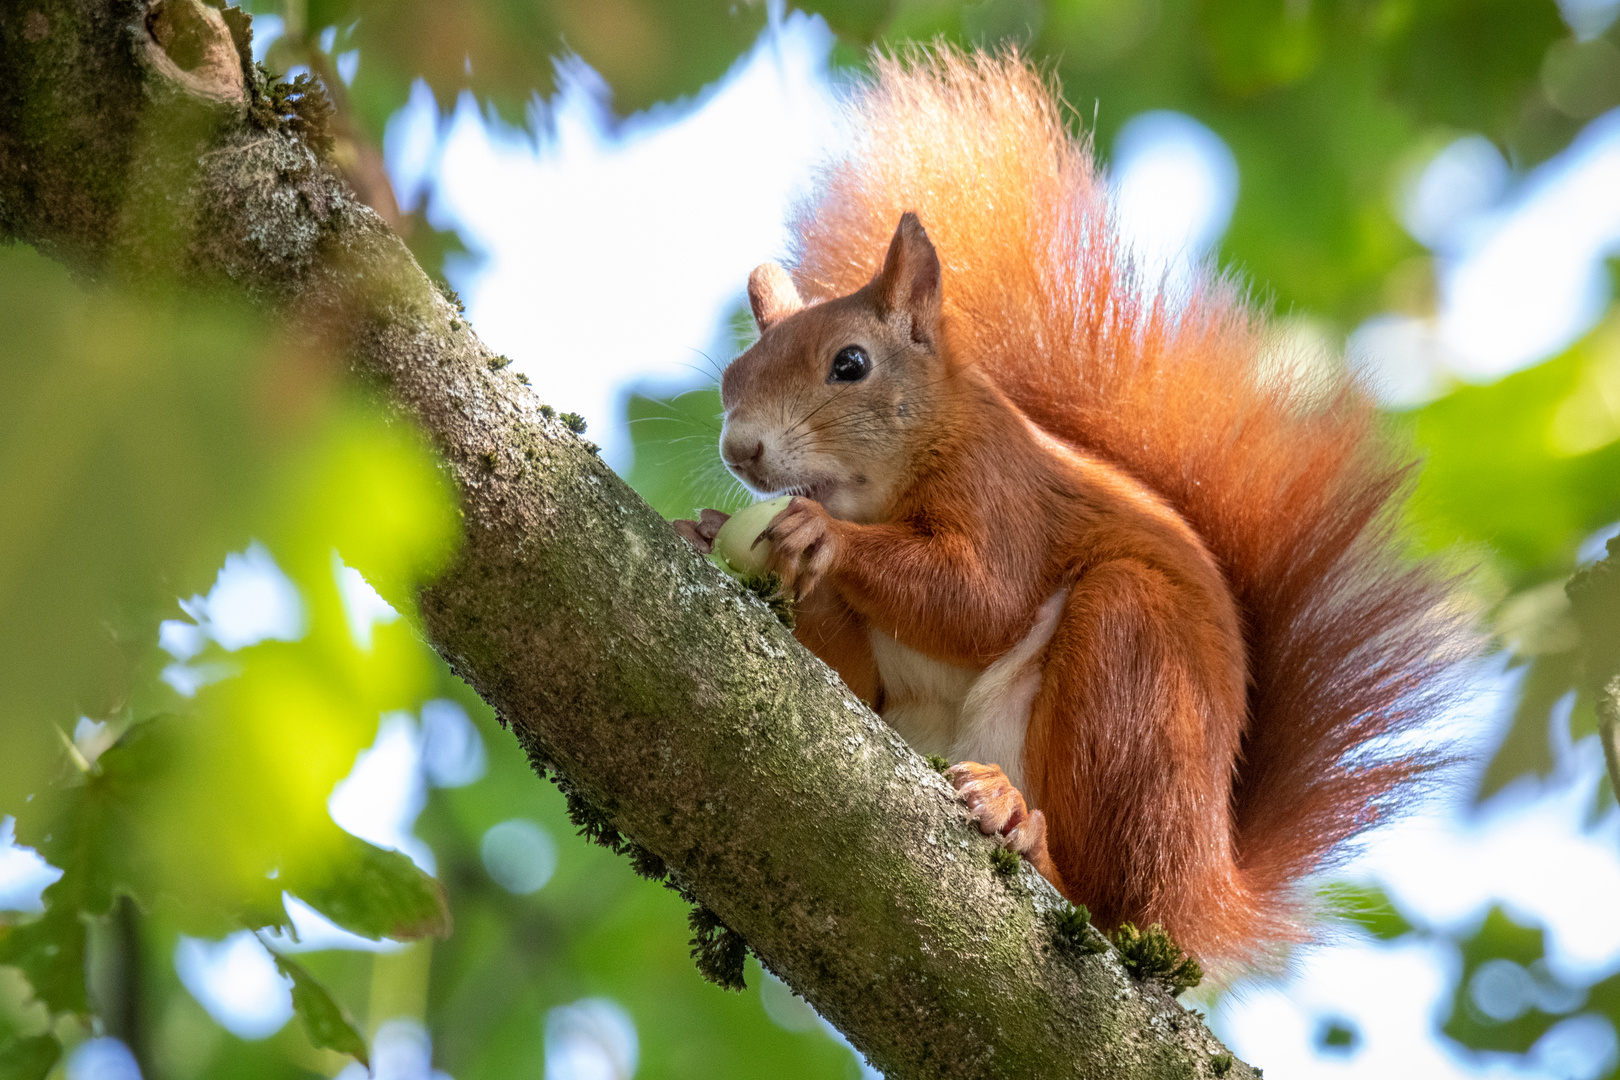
left=0, top=3, right=1255, bottom=1076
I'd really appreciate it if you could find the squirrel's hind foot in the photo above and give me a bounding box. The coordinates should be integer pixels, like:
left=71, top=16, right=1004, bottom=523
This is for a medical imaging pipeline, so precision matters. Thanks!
left=944, top=761, right=1064, bottom=890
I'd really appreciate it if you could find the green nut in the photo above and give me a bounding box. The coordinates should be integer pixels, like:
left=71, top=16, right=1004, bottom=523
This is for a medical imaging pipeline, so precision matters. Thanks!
left=713, top=495, right=794, bottom=577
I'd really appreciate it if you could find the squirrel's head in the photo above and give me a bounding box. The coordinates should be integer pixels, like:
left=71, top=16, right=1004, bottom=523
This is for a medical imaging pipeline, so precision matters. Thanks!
left=718, top=212, right=946, bottom=523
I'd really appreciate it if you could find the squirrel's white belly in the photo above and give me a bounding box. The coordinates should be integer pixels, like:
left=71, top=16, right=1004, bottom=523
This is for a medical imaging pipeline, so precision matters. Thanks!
left=870, top=591, right=1067, bottom=794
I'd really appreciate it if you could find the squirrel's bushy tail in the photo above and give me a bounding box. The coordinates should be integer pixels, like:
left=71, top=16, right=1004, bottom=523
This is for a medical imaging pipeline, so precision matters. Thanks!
left=789, top=48, right=1474, bottom=963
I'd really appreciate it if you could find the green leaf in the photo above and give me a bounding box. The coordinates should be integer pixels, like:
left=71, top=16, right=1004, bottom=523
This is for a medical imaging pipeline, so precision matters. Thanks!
left=791, top=0, right=1571, bottom=322
left=795, top=0, right=897, bottom=43
left=1406, top=316, right=1620, bottom=587
left=0, top=1034, right=59, bottom=1080
left=268, top=948, right=370, bottom=1066
left=13, top=721, right=162, bottom=920
left=1568, top=534, right=1620, bottom=691
left=1320, top=882, right=1415, bottom=942
left=1403, top=313, right=1620, bottom=799
left=1584, top=968, right=1620, bottom=1029
left=1476, top=652, right=1574, bottom=800
left=1378, top=0, right=1572, bottom=161
left=0, top=964, right=60, bottom=1080
left=1441, top=907, right=1571, bottom=1056
left=0, top=719, right=161, bottom=1016
left=0, top=240, right=459, bottom=955
left=623, top=384, right=740, bottom=523
left=0, top=907, right=86, bottom=1017
left=261, top=0, right=769, bottom=139
left=0, top=247, right=294, bottom=816
left=288, top=834, right=451, bottom=942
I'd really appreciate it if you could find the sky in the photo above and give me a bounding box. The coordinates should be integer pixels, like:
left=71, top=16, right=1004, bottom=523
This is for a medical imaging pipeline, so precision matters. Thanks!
left=9, top=6, right=1620, bottom=1079
left=399, top=8, right=841, bottom=471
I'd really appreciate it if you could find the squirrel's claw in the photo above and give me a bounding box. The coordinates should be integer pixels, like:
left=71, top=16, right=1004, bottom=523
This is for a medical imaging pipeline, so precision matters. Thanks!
left=946, top=761, right=1065, bottom=889
left=672, top=508, right=730, bottom=554
left=760, top=496, right=840, bottom=601
left=946, top=761, right=1030, bottom=836
left=1004, top=808, right=1049, bottom=860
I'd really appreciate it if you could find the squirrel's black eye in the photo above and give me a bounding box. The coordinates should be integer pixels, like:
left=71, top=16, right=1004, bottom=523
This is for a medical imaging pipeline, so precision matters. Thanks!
left=828, top=345, right=871, bottom=384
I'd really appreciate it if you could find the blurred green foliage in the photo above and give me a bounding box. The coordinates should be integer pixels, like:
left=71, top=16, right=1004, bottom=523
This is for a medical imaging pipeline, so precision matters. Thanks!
left=1321, top=882, right=1417, bottom=942
left=0, top=247, right=281, bottom=817
left=1337, top=894, right=1620, bottom=1076
left=7, top=0, right=1620, bottom=1078
left=0, top=243, right=460, bottom=1075
left=1407, top=313, right=1620, bottom=588
left=624, top=386, right=738, bottom=521
left=800, top=0, right=1597, bottom=323
left=253, top=0, right=766, bottom=135
left=244, top=0, right=1618, bottom=323
left=1396, top=312, right=1620, bottom=802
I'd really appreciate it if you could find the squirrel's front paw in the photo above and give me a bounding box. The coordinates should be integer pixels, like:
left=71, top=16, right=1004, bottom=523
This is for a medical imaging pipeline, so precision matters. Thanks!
left=758, top=496, right=840, bottom=600
left=672, top=508, right=730, bottom=554
left=945, top=761, right=1059, bottom=884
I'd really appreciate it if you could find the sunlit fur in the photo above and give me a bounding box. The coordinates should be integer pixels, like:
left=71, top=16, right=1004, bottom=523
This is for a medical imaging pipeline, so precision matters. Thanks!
left=725, top=48, right=1473, bottom=969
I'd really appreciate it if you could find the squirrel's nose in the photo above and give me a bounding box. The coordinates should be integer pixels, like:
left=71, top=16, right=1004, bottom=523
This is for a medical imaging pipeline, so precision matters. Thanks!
left=721, top=436, right=765, bottom=470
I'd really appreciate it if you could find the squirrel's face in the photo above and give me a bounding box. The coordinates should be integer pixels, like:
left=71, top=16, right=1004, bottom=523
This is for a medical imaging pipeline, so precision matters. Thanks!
left=718, top=213, right=944, bottom=524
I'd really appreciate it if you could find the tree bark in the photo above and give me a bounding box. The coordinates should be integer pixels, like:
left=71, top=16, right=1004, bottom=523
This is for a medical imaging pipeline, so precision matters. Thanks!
left=0, top=3, right=1256, bottom=1076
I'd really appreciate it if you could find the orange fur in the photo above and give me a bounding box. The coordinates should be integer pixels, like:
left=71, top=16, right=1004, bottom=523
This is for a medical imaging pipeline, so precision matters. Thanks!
left=702, top=48, right=1472, bottom=970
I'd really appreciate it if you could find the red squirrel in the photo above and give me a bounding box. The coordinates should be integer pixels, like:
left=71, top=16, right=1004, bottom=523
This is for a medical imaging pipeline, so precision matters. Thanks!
left=676, top=49, right=1469, bottom=968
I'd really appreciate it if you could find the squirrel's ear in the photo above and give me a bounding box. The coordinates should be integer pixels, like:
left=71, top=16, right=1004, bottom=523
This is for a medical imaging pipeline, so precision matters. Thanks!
left=874, top=211, right=942, bottom=349
left=748, top=263, right=803, bottom=331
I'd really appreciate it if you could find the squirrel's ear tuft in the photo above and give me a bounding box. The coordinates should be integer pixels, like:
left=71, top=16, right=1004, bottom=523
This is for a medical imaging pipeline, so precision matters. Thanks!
left=748, top=263, right=804, bottom=331
left=874, top=212, right=942, bottom=349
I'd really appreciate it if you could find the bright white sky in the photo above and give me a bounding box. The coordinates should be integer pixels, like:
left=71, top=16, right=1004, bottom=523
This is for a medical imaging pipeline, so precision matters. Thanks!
left=408, top=7, right=841, bottom=470
left=10, top=7, right=1620, bottom=1080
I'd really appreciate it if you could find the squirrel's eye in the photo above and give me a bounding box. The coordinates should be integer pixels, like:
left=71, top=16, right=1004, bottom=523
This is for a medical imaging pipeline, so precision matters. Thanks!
left=828, top=345, right=871, bottom=384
